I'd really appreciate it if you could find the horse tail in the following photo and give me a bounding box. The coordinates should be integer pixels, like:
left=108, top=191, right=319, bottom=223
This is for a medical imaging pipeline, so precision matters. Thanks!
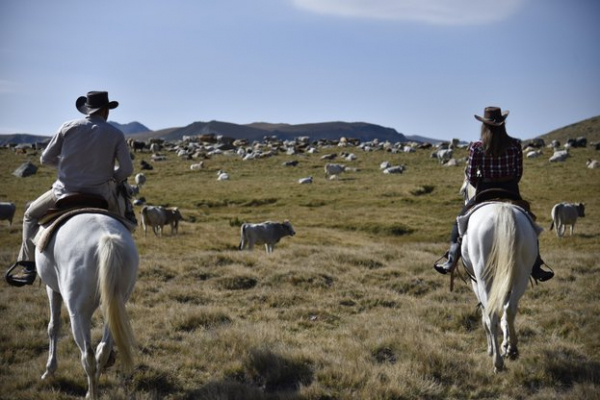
left=141, top=206, right=149, bottom=234
left=239, top=224, right=246, bottom=250
left=485, top=205, right=518, bottom=319
left=97, top=233, right=136, bottom=373
left=549, top=204, right=559, bottom=231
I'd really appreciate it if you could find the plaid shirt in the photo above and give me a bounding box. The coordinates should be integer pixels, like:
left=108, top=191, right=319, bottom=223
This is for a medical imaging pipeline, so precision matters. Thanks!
left=466, top=138, right=523, bottom=186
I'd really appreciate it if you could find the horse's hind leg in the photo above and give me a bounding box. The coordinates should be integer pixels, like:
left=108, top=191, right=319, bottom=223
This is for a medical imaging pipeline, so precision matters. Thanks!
left=95, top=326, right=115, bottom=380
left=69, top=311, right=98, bottom=399
left=486, top=313, right=504, bottom=373
left=501, top=305, right=519, bottom=360
left=42, top=287, right=62, bottom=380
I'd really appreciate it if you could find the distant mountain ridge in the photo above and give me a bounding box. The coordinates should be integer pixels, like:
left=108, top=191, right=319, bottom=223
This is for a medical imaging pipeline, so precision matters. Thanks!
left=108, top=121, right=151, bottom=135
left=0, top=133, right=49, bottom=146
left=136, top=120, right=409, bottom=143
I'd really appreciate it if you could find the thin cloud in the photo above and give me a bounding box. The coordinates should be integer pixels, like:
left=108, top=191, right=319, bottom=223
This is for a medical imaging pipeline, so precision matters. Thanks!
left=292, top=0, right=525, bottom=25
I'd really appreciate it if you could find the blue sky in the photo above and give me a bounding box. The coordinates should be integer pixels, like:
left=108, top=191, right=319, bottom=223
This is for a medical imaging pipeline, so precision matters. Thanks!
left=1, top=0, right=598, bottom=142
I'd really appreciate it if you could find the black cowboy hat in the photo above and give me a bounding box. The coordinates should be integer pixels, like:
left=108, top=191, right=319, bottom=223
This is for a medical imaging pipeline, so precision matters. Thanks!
left=76, top=91, right=119, bottom=115
left=474, top=106, right=509, bottom=126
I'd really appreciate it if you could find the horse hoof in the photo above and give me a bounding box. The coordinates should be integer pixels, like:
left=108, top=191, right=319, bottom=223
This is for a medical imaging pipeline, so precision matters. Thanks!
left=502, top=348, right=519, bottom=360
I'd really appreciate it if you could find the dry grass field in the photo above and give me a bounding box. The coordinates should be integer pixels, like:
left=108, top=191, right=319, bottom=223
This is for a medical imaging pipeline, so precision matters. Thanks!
left=0, top=135, right=599, bottom=400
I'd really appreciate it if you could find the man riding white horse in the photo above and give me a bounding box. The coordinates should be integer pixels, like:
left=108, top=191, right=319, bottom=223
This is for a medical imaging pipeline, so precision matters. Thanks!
left=6, top=91, right=135, bottom=286
left=433, top=106, right=553, bottom=282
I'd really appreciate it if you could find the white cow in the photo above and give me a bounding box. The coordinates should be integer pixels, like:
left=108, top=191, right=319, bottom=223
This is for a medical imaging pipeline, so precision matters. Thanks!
left=190, top=161, right=204, bottom=170
left=550, top=202, right=585, bottom=237
left=526, top=150, right=543, bottom=158
left=141, top=206, right=183, bottom=236
left=0, top=202, right=16, bottom=226
left=217, top=170, right=230, bottom=181
left=549, top=149, right=570, bottom=163
left=383, top=166, right=405, bottom=174
left=586, top=159, right=599, bottom=169
left=298, top=176, right=313, bottom=184
left=239, top=220, right=296, bottom=253
left=324, top=163, right=346, bottom=177
left=437, top=149, right=453, bottom=164
left=135, top=173, right=147, bottom=188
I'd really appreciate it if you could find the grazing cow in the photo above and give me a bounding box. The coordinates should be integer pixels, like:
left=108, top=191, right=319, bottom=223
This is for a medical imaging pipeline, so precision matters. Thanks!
left=298, top=176, right=313, bottom=184
left=324, top=163, right=345, bottom=177
left=550, top=202, right=585, bottom=237
left=128, top=139, right=146, bottom=152
left=586, top=159, right=600, bottom=169
left=383, top=166, right=405, bottom=174
left=526, top=150, right=543, bottom=158
left=549, top=149, right=570, bottom=162
left=0, top=202, right=16, bottom=226
left=141, top=206, right=183, bottom=236
left=437, top=149, right=453, bottom=164
left=190, top=161, right=204, bottom=170
left=239, top=220, right=296, bottom=253
left=135, top=173, right=147, bottom=188
left=217, top=170, right=230, bottom=181
left=149, top=143, right=161, bottom=153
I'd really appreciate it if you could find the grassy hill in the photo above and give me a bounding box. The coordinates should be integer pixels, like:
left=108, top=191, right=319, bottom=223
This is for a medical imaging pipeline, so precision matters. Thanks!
left=534, top=115, right=600, bottom=145
left=1, top=130, right=598, bottom=399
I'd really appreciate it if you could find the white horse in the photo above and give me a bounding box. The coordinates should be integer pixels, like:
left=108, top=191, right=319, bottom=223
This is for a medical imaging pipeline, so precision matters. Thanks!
left=459, top=176, right=540, bottom=372
left=36, top=206, right=139, bottom=399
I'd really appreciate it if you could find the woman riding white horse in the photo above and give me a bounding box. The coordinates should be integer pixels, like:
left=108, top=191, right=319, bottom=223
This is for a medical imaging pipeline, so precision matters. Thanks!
left=433, top=106, right=553, bottom=283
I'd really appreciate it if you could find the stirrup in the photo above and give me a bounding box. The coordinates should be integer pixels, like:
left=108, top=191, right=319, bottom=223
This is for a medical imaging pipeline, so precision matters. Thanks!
left=532, top=264, right=554, bottom=283
left=5, top=262, right=36, bottom=287
left=433, top=252, right=451, bottom=275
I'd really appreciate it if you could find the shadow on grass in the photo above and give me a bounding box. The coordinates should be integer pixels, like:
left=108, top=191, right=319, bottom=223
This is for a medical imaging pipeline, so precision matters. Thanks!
left=46, top=376, right=88, bottom=398
left=543, top=348, right=600, bottom=387
left=184, top=348, right=313, bottom=400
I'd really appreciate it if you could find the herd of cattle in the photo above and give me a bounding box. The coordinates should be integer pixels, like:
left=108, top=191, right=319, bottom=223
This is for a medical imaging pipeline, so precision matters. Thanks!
left=1, top=134, right=597, bottom=252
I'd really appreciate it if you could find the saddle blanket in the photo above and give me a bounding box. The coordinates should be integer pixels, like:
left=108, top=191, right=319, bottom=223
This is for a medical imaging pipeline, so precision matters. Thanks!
left=34, top=208, right=137, bottom=252
left=457, top=202, right=543, bottom=238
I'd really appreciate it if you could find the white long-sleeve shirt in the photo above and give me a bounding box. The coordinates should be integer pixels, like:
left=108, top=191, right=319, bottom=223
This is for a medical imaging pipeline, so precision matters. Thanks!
left=41, top=115, right=133, bottom=199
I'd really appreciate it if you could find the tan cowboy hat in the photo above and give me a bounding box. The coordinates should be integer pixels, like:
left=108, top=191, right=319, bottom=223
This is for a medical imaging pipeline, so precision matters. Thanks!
left=474, top=106, right=509, bottom=126
left=76, top=91, right=119, bottom=115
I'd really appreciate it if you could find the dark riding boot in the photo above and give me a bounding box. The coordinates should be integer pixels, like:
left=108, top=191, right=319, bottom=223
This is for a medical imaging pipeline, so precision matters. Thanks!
left=5, top=261, right=37, bottom=287
left=531, top=255, right=554, bottom=282
left=434, top=242, right=461, bottom=275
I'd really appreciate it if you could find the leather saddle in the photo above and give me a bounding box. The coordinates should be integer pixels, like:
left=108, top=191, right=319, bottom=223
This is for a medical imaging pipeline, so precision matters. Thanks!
left=39, top=193, right=109, bottom=225
left=471, top=188, right=536, bottom=220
